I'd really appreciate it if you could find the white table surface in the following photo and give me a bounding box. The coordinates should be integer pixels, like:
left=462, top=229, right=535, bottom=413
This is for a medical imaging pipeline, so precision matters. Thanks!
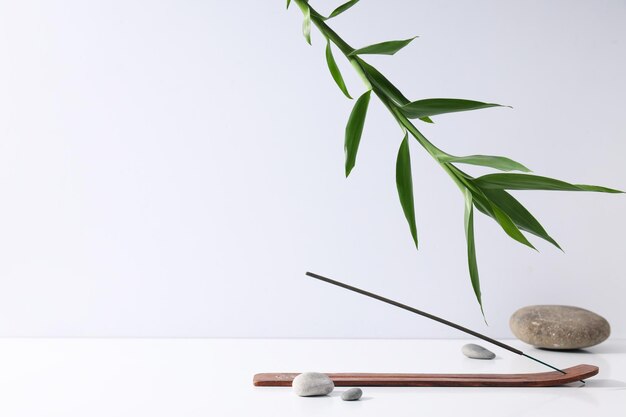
left=0, top=338, right=624, bottom=416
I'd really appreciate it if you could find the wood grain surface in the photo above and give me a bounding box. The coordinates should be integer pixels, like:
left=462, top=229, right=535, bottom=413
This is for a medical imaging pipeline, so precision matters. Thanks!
left=253, top=364, right=598, bottom=387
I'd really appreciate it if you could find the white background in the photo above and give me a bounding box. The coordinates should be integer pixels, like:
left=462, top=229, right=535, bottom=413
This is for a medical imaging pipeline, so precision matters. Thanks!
left=0, top=0, right=624, bottom=338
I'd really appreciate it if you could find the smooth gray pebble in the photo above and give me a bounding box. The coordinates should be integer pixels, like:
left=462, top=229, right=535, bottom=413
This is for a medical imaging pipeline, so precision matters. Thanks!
left=462, top=343, right=495, bottom=359
left=341, top=387, right=363, bottom=401
left=292, top=372, right=334, bottom=397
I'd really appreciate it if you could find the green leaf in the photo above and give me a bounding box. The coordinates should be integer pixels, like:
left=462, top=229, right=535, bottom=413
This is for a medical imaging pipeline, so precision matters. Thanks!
left=479, top=188, right=561, bottom=249
left=400, top=98, right=508, bottom=119
left=463, top=189, right=483, bottom=314
left=328, top=0, right=360, bottom=18
left=396, top=133, right=418, bottom=249
left=302, top=7, right=311, bottom=44
left=419, top=116, right=434, bottom=123
left=325, top=40, right=352, bottom=99
left=475, top=173, right=623, bottom=193
left=286, top=0, right=291, bottom=9
left=490, top=202, right=536, bottom=249
left=349, top=37, right=417, bottom=56
left=345, top=90, right=371, bottom=176
left=357, top=59, right=410, bottom=105
left=295, top=1, right=311, bottom=44
left=440, top=154, right=530, bottom=172
left=455, top=176, right=535, bottom=251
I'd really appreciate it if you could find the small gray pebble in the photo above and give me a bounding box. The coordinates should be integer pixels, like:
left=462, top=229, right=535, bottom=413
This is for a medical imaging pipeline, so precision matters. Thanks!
left=292, top=372, right=334, bottom=397
left=462, top=343, right=496, bottom=359
left=341, top=387, right=363, bottom=401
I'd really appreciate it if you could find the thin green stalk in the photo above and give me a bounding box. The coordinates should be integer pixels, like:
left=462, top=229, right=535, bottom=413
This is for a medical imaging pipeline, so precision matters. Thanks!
left=377, top=89, right=466, bottom=191
left=309, top=8, right=448, bottom=163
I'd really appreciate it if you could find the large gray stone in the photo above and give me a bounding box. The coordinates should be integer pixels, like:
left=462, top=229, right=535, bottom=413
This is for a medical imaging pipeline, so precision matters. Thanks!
left=462, top=343, right=495, bottom=359
left=292, top=372, right=334, bottom=397
left=510, top=305, right=610, bottom=350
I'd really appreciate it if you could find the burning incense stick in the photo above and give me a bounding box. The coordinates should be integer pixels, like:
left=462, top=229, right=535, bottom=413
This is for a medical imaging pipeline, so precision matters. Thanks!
left=305, top=271, right=579, bottom=380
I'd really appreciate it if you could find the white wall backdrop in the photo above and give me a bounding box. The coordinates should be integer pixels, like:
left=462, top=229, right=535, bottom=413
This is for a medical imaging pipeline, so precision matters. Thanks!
left=0, top=0, right=625, bottom=338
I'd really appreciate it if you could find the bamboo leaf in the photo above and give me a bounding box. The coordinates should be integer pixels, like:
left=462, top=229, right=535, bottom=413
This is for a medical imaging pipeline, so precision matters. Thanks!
left=475, top=173, right=623, bottom=193
left=490, top=203, right=536, bottom=250
left=463, top=189, right=483, bottom=314
left=479, top=188, right=561, bottom=249
left=286, top=0, right=291, bottom=9
left=345, top=90, right=371, bottom=176
left=325, top=40, right=352, bottom=99
left=460, top=178, right=537, bottom=250
left=357, top=59, right=410, bottom=105
left=295, top=1, right=312, bottom=44
left=349, top=37, right=417, bottom=56
left=400, top=98, right=508, bottom=119
left=441, top=154, right=531, bottom=172
left=328, top=0, right=360, bottom=18
left=419, top=116, right=434, bottom=123
left=302, top=7, right=311, bottom=44
left=396, top=133, right=418, bottom=249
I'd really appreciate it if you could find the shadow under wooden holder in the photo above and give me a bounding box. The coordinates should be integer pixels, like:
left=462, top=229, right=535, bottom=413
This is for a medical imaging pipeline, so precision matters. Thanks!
left=253, top=364, right=598, bottom=387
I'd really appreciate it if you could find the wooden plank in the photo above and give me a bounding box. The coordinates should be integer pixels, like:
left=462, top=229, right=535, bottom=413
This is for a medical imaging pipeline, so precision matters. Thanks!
left=253, top=364, right=598, bottom=387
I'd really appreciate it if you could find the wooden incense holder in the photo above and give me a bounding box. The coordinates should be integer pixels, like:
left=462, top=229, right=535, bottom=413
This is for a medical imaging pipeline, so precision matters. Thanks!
left=253, top=364, right=598, bottom=387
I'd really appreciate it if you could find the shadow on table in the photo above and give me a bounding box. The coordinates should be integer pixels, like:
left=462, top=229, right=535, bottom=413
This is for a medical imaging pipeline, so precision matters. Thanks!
left=581, top=379, right=626, bottom=389
left=326, top=391, right=374, bottom=402
left=537, top=344, right=626, bottom=355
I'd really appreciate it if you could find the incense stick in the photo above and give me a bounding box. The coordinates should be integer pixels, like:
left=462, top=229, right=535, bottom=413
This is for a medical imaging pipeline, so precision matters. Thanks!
left=305, top=271, right=579, bottom=380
